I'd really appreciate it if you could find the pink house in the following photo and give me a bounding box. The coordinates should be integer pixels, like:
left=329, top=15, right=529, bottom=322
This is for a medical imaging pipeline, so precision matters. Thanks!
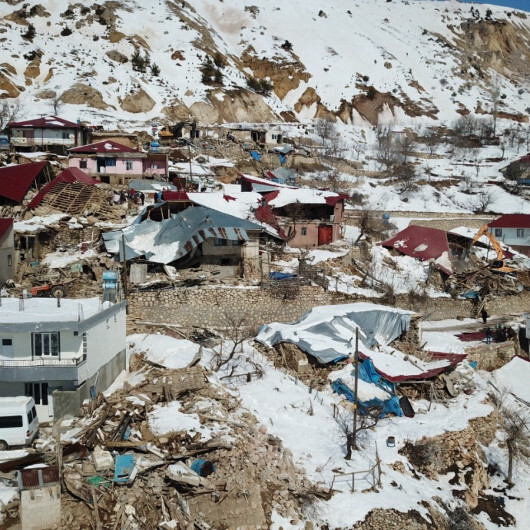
left=68, top=140, right=168, bottom=185
left=261, top=188, right=346, bottom=248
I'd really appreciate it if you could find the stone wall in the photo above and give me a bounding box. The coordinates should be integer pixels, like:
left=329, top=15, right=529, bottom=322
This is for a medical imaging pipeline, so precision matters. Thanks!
left=126, top=285, right=530, bottom=330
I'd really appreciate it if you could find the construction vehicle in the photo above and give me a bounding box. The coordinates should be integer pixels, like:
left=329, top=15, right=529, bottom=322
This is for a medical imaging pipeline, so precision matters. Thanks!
left=471, top=225, right=516, bottom=275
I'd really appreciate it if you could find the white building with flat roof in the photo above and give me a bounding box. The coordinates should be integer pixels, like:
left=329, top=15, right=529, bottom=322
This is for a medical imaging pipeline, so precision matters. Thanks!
left=0, top=297, right=127, bottom=422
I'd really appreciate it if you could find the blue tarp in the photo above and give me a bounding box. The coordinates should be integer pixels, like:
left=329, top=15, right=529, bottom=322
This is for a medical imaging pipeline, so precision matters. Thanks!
left=358, top=357, right=395, bottom=394
left=332, top=379, right=403, bottom=418
left=269, top=272, right=297, bottom=280
left=279, top=153, right=287, bottom=165
left=250, top=150, right=262, bottom=162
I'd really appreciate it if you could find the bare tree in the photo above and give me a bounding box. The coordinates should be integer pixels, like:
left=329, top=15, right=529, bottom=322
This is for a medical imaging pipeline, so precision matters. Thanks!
left=336, top=408, right=379, bottom=459
left=355, top=208, right=377, bottom=244
left=0, top=99, right=22, bottom=131
left=396, top=135, right=415, bottom=163
left=470, top=187, right=497, bottom=213
left=423, top=128, right=442, bottom=156
left=374, top=125, right=399, bottom=174
left=489, top=392, right=530, bottom=485
left=394, top=163, right=418, bottom=194
left=48, top=93, right=64, bottom=115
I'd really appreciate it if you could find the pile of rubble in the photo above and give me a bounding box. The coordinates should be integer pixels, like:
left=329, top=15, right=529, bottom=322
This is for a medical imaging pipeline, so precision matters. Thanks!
left=43, top=354, right=318, bottom=529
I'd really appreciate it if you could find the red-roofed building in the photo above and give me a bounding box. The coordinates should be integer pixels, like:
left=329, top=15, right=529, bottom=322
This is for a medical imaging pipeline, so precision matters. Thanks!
left=0, top=161, right=50, bottom=204
left=0, top=218, right=16, bottom=284
left=68, top=141, right=168, bottom=185
left=261, top=188, right=346, bottom=248
left=8, top=116, right=88, bottom=154
left=488, top=214, right=530, bottom=256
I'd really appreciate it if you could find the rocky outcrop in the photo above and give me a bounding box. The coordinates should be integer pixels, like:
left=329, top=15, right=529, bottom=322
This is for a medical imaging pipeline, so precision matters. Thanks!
left=105, top=50, right=128, bottom=64
left=61, top=83, right=109, bottom=109
left=120, top=88, right=155, bottom=113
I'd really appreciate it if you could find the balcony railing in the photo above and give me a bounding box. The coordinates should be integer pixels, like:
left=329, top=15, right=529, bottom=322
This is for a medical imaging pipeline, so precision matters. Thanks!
left=0, top=354, right=87, bottom=367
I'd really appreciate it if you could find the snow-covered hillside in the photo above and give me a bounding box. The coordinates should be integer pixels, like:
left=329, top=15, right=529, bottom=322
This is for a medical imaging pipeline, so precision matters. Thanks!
left=1, top=0, right=529, bottom=128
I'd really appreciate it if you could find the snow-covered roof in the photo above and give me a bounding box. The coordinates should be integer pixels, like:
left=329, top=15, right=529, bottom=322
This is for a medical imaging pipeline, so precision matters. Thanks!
left=264, top=188, right=345, bottom=208
left=9, top=116, right=80, bottom=129
left=69, top=140, right=138, bottom=154
left=492, top=355, right=530, bottom=403
left=0, top=297, right=124, bottom=332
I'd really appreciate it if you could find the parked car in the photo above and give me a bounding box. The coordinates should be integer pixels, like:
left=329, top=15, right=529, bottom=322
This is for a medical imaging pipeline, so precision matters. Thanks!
left=0, top=396, right=39, bottom=450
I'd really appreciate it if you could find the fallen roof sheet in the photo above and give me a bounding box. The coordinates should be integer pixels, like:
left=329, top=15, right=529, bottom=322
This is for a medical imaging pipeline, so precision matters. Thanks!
left=256, top=303, right=414, bottom=364
left=0, top=161, right=47, bottom=203
left=103, top=205, right=264, bottom=264
left=380, top=225, right=453, bottom=275
left=28, top=168, right=100, bottom=209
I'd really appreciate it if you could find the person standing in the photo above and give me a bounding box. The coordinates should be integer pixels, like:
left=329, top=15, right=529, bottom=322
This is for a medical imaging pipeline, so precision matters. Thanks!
left=481, top=307, right=488, bottom=324
left=485, top=328, right=492, bottom=345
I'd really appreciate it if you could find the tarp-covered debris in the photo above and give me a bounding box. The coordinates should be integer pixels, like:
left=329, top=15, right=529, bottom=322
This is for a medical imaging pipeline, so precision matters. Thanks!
left=103, top=205, right=264, bottom=264
left=257, top=303, right=414, bottom=363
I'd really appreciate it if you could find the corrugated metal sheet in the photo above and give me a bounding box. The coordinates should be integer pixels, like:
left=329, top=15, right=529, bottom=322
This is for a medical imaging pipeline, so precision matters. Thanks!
left=0, top=161, right=47, bottom=203
left=18, top=466, right=59, bottom=490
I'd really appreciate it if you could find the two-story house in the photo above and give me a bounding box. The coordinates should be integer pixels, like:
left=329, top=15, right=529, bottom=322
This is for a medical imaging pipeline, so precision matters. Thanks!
left=8, top=116, right=87, bottom=154
left=68, top=140, right=168, bottom=185
left=0, top=297, right=127, bottom=422
left=261, top=188, right=346, bottom=248
left=488, top=214, right=530, bottom=257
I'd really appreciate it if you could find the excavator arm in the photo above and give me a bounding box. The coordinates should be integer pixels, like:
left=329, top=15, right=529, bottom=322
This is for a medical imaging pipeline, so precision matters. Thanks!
left=470, top=225, right=516, bottom=274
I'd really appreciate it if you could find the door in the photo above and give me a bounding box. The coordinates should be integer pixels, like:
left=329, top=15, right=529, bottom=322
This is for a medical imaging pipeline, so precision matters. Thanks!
left=1, top=338, right=13, bottom=359
left=318, top=225, right=333, bottom=246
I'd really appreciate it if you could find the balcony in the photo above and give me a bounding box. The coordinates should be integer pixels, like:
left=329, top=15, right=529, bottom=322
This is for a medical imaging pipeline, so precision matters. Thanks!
left=0, top=354, right=87, bottom=384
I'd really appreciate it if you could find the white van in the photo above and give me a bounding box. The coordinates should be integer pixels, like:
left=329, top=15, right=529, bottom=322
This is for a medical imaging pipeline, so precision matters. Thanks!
left=0, top=397, right=39, bottom=450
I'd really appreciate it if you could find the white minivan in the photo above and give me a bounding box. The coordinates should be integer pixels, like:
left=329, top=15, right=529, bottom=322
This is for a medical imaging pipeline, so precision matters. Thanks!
left=0, top=396, right=39, bottom=450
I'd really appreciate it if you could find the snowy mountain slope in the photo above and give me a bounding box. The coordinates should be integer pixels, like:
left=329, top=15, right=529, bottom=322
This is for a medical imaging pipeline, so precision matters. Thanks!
left=0, top=0, right=529, bottom=128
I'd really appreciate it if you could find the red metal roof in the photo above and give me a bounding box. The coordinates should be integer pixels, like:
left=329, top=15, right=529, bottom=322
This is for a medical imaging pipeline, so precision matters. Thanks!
left=0, top=218, right=14, bottom=240
left=381, top=225, right=449, bottom=260
left=9, top=116, right=80, bottom=129
left=29, top=168, right=100, bottom=209
left=488, top=214, right=530, bottom=229
left=161, top=191, right=190, bottom=201
left=359, top=351, right=466, bottom=383
left=0, top=161, right=47, bottom=203
left=69, top=140, right=137, bottom=154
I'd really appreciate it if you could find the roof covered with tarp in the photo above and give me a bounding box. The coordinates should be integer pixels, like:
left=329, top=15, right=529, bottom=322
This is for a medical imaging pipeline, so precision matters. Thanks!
left=102, top=205, right=265, bottom=264
left=256, top=303, right=414, bottom=364
left=0, top=161, right=47, bottom=203
left=380, top=225, right=453, bottom=275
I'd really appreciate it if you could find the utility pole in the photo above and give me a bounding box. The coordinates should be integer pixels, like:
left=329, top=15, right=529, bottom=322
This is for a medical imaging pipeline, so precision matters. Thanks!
left=121, top=233, right=128, bottom=306
left=352, top=327, right=359, bottom=450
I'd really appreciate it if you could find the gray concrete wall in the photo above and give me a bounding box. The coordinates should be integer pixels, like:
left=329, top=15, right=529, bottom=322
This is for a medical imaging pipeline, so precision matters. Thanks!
left=52, top=349, right=125, bottom=420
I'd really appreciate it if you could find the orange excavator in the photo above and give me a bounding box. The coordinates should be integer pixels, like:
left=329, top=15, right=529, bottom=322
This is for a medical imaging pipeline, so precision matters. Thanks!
left=471, top=225, right=516, bottom=275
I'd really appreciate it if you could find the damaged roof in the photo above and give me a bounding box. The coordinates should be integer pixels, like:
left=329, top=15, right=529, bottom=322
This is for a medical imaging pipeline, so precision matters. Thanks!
left=103, top=205, right=265, bottom=264
left=380, top=225, right=453, bottom=275
left=28, top=168, right=101, bottom=209
left=0, top=161, right=47, bottom=203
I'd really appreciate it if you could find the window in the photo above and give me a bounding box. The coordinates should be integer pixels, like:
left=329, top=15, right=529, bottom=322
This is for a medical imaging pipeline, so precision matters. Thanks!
left=0, top=416, right=23, bottom=428
left=126, top=160, right=134, bottom=171
left=62, top=132, right=70, bottom=140
left=517, top=229, right=524, bottom=238
left=214, top=238, right=228, bottom=246
left=494, top=228, right=502, bottom=237
left=7, top=255, right=12, bottom=267
left=82, top=332, right=87, bottom=355
left=2, top=339, right=12, bottom=346
left=232, top=240, right=243, bottom=246
left=301, top=227, right=307, bottom=236
left=79, top=160, right=87, bottom=169
left=33, top=332, right=60, bottom=357
left=25, top=382, right=48, bottom=406
left=106, top=158, right=117, bottom=167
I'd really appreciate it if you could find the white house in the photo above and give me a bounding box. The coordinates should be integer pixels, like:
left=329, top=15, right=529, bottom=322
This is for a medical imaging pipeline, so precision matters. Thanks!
left=488, top=214, right=530, bottom=257
left=0, top=297, right=127, bottom=422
